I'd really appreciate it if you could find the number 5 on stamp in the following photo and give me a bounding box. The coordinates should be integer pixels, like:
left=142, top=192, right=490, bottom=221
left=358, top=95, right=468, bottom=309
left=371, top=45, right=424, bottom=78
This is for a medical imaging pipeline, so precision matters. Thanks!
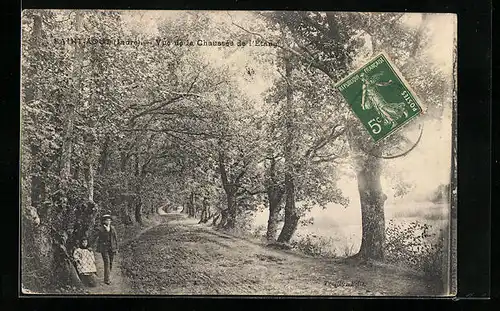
left=334, top=52, right=423, bottom=142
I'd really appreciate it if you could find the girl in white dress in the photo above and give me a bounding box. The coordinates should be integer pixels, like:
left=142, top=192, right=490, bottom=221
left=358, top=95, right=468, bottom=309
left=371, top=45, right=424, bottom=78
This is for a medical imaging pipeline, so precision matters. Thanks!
left=73, top=237, right=98, bottom=287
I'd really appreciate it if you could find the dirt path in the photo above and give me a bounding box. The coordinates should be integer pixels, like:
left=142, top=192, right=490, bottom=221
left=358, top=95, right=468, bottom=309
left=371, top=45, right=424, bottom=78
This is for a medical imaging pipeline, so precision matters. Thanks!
left=116, top=213, right=438, bottom=296
left=87, top=223, right=160, bottom=295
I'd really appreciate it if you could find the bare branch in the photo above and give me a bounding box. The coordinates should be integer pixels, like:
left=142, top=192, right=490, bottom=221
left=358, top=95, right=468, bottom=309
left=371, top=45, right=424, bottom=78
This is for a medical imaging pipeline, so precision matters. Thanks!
left=305, top=125, right=345, bottom=159
left=231, top=20, right=338, bottom=81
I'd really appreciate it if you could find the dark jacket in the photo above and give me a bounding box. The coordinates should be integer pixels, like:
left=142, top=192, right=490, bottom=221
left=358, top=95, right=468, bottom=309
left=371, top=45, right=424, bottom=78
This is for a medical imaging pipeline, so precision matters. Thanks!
left=94, top=225, right=118, bottom=253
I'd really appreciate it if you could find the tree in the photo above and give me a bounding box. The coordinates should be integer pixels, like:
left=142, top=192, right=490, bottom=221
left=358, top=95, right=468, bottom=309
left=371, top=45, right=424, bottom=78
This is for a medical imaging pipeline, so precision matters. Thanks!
left=253, top=20, right=349, bottom=244
left=214, top=95, right=266, bottom=229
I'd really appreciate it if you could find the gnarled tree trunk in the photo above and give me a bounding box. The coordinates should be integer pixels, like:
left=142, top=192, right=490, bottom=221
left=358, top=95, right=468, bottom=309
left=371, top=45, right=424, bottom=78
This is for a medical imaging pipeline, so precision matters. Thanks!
left=50, top=11, right=85, bottom=288
left=133, top=195, right=143, bottom=225
left=187, top=191, right=196, bottom=217
left=199, top=197, right=211, bottom=223
left=354, top=154, right=386, bottom=261
left=217, top=150, right=238, bottom=230
left=276, top=53, right=299, bottom=243
left=21, top=14, right=52, bottom=291
left=266, top=157, right=284, bottom=241
left=276, top=172, right=299, bottom=243
left=266, top=190, right=283, bottom=241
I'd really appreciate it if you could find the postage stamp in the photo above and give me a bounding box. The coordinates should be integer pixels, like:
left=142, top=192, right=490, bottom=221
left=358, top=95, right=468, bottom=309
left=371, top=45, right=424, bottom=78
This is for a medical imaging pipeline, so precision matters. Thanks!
left=335, top=52, right=423, bottom=142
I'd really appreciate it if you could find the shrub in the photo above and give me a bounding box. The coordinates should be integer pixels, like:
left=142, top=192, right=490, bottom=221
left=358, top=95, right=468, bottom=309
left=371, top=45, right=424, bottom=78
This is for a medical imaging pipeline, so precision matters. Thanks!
left=341, top=242, right=356, bottom=257
left=291, top=234, right=337, bottom=258
left=385, top=219, right=446, bottom=280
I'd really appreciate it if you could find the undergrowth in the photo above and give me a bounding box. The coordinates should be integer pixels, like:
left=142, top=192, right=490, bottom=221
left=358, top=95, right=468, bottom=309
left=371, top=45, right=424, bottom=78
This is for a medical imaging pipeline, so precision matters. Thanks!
left=385, top=219, right=446, bottom=281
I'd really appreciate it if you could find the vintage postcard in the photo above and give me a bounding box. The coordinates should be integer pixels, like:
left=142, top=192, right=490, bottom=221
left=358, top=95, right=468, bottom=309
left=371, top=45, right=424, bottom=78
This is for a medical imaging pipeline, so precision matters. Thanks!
left=20, top=10, right=457, bottom=296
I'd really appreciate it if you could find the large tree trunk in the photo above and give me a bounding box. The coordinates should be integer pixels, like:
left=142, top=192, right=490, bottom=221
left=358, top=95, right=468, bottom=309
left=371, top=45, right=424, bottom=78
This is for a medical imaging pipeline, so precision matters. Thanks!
left=217, top=150, right=238, bottom=230
left=21, top=15, right=56, bottom=290
left=276, top=53, right=299, bottom=243
left=187, top=191, right=196, bottom=217
left=134, top=196, right=143, bottom=225
left=354, top=153, right=386, bottom=261
left=224, top=191, right=237, bottom=229
left=83, top=42, right=107, bottom=205
left=119, top=152, right=133, bottom=224
left=265, top=157, right=284, bottom=241
left=266, top=191, right=283, bottom=241
left=98, top=135, right=111, bottom=175
left=83, top=130, right=97, bottom=203
left=347, top=15, right=430, bottom=261
left=57, top=11, right=82, bottom=228
left=276, top=172, right=299, bottom=243
left=51, top=11, right=85, bottom=288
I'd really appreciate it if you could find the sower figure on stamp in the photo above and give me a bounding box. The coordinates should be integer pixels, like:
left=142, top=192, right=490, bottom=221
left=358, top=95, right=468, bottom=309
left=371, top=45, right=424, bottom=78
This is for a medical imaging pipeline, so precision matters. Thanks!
left=360, top=72, right=408, bottom=129
left=93, top=214, right=119, bottom=285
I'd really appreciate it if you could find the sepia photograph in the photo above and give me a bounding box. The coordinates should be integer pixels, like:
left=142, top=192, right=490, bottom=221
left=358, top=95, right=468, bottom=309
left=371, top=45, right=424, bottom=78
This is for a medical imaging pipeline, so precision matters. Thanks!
left=20, top=10, right=457, bottom=296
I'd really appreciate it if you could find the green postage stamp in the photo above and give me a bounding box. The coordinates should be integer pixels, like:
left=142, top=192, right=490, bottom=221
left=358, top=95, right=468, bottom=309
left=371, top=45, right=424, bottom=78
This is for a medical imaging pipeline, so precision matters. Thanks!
left=335, top=52, right=423, bottom=142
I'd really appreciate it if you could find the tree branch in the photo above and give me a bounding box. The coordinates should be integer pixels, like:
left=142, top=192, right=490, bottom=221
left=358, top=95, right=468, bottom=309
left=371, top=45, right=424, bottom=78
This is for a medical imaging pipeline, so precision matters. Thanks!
left=231, top=21, right=338, bottom=80
left=128, top=70, right=205, bottom=122
left=305, top=125, right=345, bottom=159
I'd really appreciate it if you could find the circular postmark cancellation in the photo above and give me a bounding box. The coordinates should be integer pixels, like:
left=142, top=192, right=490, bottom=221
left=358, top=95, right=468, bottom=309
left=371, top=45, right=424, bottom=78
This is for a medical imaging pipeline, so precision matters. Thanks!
left=51, top=37, right=280, bottom=48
